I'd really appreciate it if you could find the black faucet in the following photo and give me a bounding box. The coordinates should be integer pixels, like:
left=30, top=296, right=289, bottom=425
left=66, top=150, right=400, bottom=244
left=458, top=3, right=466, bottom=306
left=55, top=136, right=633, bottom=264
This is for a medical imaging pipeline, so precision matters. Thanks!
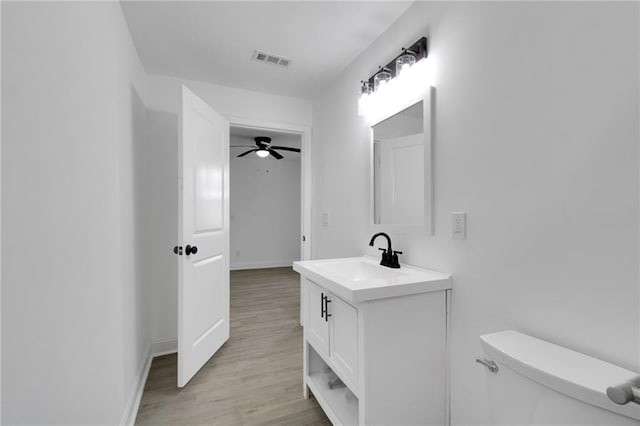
left=369, top=232, right=402, bottom=268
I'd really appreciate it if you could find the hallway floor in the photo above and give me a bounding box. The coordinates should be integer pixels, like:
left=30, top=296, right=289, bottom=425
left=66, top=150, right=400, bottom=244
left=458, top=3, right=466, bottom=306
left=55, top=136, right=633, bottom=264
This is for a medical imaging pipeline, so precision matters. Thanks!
left=135, top=267, right=330, bottom=425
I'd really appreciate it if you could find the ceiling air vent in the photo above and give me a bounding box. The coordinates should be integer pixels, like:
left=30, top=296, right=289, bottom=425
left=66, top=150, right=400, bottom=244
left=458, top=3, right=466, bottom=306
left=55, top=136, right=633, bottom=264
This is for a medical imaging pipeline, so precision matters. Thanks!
left=252, top=50, right=291, bottom=68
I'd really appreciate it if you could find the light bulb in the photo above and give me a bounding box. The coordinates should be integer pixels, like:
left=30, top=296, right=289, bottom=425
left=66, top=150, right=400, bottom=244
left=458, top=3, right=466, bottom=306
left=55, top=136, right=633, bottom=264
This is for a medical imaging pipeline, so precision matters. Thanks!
left=360, top=80, right=371, bottom=95
left=256, top=149, right=269, bottom=158
left=396, top=52, right=416, bottom=76
left=373, top=70, right=391, bottom=91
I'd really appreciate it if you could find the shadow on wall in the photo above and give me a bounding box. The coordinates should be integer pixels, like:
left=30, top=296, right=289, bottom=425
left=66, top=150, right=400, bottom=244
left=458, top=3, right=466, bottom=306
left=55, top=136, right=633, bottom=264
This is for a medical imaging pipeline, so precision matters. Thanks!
left=145, top=109, right=179, bottom=344
left=128, top=86, right=151, bottom=379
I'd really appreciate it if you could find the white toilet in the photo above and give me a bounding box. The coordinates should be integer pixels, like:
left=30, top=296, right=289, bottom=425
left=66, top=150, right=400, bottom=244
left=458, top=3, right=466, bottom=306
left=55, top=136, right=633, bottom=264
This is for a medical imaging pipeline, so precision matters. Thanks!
left=479, top=330, right=640, bottom=425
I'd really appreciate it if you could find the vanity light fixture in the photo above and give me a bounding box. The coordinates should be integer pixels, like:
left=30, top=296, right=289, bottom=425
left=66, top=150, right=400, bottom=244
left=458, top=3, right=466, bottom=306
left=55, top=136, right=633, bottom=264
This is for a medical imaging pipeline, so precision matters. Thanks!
left=358, top=37, right=430, bottom=122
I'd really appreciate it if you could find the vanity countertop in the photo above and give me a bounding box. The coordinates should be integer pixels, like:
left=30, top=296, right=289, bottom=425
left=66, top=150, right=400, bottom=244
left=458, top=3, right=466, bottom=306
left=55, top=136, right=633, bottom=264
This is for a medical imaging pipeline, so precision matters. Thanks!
left=293, top=255, right=451, bottom=304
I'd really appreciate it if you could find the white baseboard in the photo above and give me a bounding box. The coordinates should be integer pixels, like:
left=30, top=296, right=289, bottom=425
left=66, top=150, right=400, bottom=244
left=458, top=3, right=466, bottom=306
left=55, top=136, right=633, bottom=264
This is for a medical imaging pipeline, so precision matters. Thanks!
left=120, top=345, right=152, bottom=426
left=151, top=338, right=177, bottom=357
left=230, top=260, right=294, bottom=270
left=121, top=339, right=177, bottom=425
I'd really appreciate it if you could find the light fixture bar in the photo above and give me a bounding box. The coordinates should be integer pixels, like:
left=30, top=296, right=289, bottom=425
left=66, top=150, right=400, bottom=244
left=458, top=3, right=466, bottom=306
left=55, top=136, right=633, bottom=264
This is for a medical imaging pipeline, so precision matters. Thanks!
left=363, top=37, right=428, bottom=89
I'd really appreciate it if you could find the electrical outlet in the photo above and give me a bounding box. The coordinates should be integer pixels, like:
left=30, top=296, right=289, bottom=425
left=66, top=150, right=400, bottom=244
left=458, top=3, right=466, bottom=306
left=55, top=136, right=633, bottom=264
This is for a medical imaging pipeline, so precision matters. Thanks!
left=321, top=212, right=330, bottom=227
left=452, top=212, right=466, bottom=239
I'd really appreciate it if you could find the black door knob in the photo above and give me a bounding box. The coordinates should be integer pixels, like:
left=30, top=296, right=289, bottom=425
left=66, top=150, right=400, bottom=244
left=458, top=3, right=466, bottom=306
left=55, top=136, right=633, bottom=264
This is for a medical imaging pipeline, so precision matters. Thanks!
left=185, top=245, right=198, bottom=256
left=173, top=246, right=183, bottom=255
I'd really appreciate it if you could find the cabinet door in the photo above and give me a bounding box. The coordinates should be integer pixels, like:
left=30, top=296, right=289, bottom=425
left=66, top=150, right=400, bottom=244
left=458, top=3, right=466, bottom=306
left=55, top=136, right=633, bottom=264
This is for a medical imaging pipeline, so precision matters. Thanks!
left=328, top=295, right=358, bottom=390
left=304, top=279, right=330, bottom=357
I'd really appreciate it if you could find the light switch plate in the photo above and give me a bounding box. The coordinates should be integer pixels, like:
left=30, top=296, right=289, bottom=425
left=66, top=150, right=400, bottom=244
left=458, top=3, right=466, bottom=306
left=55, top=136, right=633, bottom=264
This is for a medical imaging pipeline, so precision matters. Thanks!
left=452, top=212, right=466, bottom=239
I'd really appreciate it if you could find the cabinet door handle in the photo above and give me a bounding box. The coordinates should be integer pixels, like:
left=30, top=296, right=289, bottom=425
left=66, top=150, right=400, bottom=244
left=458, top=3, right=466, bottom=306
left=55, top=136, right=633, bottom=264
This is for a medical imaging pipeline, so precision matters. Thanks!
left=321, top=293, right=325, bottom=319
left=324, top=297, right=332, bottom=322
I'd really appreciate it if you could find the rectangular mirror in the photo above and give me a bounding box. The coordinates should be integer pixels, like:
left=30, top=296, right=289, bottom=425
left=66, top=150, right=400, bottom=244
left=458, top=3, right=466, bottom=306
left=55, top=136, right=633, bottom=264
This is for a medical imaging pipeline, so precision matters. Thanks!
left=370, top=89, right=432, bottom=233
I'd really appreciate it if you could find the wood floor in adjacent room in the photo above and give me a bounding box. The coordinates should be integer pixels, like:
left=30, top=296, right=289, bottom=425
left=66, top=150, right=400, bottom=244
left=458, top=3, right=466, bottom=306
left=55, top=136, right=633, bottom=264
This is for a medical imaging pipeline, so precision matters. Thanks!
left=135, top=267, right=330, bottom=426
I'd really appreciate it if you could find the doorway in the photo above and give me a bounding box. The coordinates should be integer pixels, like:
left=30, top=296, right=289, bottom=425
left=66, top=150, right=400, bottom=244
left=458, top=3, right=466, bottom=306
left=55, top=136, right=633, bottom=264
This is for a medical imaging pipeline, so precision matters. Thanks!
left=134, top=114, right=324, bottom=423
left=229, top=117, right=312, bottom=263
left=229, top=126, right=303, bottom=270
left=174, top=90, right=313, bottom=387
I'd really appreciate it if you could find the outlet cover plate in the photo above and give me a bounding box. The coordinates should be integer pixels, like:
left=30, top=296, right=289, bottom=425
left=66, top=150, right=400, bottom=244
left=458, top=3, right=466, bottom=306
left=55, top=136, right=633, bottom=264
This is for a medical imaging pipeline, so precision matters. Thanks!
left=452, top=212, right=466, bottom=239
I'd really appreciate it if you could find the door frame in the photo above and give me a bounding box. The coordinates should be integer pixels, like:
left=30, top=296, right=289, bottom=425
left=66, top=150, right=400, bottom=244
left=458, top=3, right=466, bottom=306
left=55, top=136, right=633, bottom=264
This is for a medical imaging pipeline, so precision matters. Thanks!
left=227, top=116, right=313, bottom=262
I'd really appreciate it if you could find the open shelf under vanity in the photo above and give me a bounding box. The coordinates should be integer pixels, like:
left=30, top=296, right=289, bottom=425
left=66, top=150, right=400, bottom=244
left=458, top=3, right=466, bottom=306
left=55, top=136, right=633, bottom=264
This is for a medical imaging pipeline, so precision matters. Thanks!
left=307, top=344, right=359, bottom=425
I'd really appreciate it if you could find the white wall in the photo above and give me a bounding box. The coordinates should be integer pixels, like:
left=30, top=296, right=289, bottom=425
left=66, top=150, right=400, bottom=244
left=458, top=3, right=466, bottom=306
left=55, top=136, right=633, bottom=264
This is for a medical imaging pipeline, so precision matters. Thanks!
left=114, top=4, right=151, bottom=421
left=312, top=2, right=640, bottom=424
left=230, top=136, right=301, bottom=269
left=145, top=74, right=311, bottom=347
left=1, top=2, right=4, bottom=420
left=2, top=2, right=149, bottom=424
left=147, top=74, right=312, bottom=125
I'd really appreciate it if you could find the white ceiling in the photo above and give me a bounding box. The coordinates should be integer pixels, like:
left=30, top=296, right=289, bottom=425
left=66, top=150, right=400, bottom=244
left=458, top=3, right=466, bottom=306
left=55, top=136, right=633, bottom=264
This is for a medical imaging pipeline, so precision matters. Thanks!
left=121, top=1, right=413, bottom=99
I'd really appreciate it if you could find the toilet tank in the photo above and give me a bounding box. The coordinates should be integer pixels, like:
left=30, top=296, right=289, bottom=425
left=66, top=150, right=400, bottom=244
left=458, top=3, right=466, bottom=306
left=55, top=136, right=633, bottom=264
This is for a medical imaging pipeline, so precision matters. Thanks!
left=480, top=330, right=640, bottom=425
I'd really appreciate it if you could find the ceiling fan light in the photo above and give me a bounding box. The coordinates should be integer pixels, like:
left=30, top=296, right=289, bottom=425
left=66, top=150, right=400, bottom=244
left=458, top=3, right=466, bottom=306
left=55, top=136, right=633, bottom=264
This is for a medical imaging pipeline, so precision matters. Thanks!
left=256, top=149, right=270, bottom=158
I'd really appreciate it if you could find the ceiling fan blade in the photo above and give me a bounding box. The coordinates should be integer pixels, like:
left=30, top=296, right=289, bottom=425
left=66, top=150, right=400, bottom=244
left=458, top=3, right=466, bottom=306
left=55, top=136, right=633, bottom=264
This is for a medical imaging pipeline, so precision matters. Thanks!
left=271, top=146, right=301, bottom=153
left=268, top=149, right=283, bottom=160
left=237, top=149, right=258, bottom=157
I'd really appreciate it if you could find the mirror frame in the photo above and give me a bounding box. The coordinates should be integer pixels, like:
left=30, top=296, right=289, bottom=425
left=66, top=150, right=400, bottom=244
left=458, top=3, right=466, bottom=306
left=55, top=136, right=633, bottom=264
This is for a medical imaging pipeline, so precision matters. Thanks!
left=369, top=86, right=433, bottom=235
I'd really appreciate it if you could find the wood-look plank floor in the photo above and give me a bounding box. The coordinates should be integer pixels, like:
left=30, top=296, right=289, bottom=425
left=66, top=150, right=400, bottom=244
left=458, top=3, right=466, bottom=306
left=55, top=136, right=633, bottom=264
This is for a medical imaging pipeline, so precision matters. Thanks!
left=135, top=267, right=330, bottom=426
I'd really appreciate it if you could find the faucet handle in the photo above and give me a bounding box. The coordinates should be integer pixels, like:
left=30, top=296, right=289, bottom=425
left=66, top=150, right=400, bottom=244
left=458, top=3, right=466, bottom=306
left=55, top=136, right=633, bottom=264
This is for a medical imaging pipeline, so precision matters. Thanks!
left=377, top=247, right=389, bottom=265
left=389, top=250, right=402, bottom=268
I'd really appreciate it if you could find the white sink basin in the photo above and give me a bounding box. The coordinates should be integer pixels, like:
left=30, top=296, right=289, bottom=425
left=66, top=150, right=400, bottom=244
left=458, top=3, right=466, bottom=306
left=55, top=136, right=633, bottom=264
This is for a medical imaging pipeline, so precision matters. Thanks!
left=313, top=258, right=407, bottom=283
left=293, top=256, right=451, bottom=303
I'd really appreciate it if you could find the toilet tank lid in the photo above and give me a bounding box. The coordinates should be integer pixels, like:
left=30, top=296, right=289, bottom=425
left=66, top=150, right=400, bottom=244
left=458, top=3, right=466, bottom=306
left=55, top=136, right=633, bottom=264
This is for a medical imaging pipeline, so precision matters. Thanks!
left=480, top=330, right=640, bottom=420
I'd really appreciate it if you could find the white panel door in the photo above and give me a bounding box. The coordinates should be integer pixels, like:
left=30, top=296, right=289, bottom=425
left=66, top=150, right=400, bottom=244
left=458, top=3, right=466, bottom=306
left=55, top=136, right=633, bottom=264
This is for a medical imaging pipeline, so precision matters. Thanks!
left=328, top=295, right=358, bottom=391
left=178, top=86, right=230, bottom=387
left=304, top=279, right=329, bottom=357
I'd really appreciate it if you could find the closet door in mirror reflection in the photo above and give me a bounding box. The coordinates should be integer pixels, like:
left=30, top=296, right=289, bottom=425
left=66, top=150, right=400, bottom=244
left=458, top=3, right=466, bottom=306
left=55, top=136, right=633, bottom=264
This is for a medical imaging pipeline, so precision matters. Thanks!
left=376, top=134, right=424, bottom=224
left=372, top=100, right=424, bottom=226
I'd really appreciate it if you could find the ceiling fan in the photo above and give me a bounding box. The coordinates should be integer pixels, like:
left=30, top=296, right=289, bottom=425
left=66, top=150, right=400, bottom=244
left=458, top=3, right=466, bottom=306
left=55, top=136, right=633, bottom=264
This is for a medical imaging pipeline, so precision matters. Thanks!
left=232, top=136, right=300, bottom=160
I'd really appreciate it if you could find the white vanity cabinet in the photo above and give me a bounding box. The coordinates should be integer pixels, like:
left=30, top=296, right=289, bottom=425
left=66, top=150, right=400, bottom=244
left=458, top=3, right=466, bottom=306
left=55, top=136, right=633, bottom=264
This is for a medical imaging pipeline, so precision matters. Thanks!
left=305, top=279, right=359, bottom=391
left=295, top=257, right=452, bottom=426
